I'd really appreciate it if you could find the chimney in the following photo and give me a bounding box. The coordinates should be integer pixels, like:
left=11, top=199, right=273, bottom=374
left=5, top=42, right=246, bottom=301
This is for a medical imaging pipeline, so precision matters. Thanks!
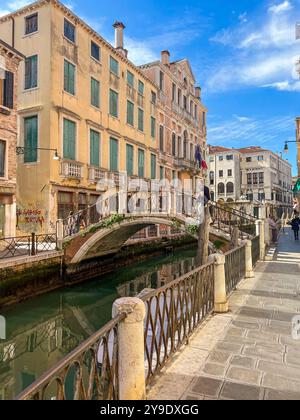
left=161, top=50, right=170, bottom=66
left=113, top=21, right=128, bottom=58
left=195, top=87, right=201, bottom=99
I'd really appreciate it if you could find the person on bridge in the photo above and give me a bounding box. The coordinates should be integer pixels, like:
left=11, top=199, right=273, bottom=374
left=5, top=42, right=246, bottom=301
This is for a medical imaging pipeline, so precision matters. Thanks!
left=291, top=213, right=300, bottom=241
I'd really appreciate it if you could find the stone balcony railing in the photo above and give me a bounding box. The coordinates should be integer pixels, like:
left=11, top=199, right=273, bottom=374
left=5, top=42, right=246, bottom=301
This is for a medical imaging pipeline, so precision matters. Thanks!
left=60, top=161, right=83, bottom=180
left=88, top=166, right=107, bottom=183
left=174, top=157, right=199, bottom=173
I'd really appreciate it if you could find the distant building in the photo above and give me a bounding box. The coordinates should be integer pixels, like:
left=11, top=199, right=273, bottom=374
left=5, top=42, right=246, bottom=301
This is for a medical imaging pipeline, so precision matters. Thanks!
left=0, top=39, right=24, bottom=237
left=208, top=146, right=293, bottom=218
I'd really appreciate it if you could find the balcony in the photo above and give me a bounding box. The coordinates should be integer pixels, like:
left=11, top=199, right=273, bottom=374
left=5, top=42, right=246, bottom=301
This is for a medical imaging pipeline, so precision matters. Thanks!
left=174, top=157, right=199, bottom=173
left=60, top=161, right=83, bottom=180
left=171, top=101, right=199, bottom=128
left=88, top=166, right=107, bottom=183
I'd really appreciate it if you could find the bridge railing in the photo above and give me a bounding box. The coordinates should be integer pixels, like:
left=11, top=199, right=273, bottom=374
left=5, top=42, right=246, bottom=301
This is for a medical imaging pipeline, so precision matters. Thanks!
left=224, top=244, right=246, bottom=294
left=16, top=313, right=126, bottom=400
left=141, top=262, right=215, bottom=384
left=0, top=233, right=57, bottom=260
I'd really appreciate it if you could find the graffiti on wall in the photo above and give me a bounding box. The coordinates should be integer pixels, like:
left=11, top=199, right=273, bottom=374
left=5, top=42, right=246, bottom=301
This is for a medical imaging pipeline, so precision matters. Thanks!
left=17, top=209, right=45, bottom=229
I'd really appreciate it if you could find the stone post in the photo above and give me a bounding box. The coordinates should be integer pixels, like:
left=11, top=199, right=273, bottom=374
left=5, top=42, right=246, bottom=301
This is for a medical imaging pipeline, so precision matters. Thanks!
left=56, top=219, right=64, bottom=251
left=210, top=254, right=228, bottom=313
left=255, top=220, right=260, bottom=237
left=259, top=219, right=266, bottom=260
left=244, top=240, right=254, bottom=278
left=112, top=297, right=146, bottom=400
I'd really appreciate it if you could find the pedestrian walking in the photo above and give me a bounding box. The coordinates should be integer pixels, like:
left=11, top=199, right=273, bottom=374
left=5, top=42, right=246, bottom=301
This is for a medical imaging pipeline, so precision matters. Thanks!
left=291, top=213, right=300, bottom=241
left=267, top=216, right=278, bottom=244
left=67, top=211, right=75, bottom=236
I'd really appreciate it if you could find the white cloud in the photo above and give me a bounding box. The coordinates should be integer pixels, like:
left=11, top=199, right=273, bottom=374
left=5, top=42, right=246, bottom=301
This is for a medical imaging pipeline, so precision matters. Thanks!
left=0, top=9, right=10, bottom=17
left=268, top=1, right=293, bottom=15
left=233, top=115, right=252, bottom=122
left=262, top=80, right=300, bottom=91
left=7, top=0, right=31, bottom=10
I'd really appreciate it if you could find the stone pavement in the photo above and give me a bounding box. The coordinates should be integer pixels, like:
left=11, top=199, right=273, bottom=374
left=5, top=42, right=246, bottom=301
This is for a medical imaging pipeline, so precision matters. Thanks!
left=148, top=228, right=300, bottom=400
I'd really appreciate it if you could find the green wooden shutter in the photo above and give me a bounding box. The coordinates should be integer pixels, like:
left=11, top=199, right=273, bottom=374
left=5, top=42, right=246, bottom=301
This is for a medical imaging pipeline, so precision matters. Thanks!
left=151, top=154, right=156, bottom=180
left=127, top=71, right=134, bottom=87
left=151, top=117, right=156, bottom=139
left=109, top=89, right=118, bottom=118
left=64, top=60, right=75, bottom=95
left=24, top=116, right=38, bottom=163
left=138, top=149, right=145, bottom=178
left=25, top=55, right=37, bottom=90
left=126, top=144, right=134, bottom=176
left=110, top=56, right=119, bottom=75
left=110, top=138, right=118, bottom=171
left=90, top=130, right=100, bottom=166
left=138, top=80, right=144, bottom=95
left=127, top=101, right=134, bottom=126
left=138, top=108, right=144, bottom=132
left=63, top=118, right=76, bottom=160
left=91, top=78, right=100, bottom=108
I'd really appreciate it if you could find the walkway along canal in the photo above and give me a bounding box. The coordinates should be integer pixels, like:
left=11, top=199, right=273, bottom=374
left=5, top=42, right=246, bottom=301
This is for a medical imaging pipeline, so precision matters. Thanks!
left=0, top=246, right=198, bottom=399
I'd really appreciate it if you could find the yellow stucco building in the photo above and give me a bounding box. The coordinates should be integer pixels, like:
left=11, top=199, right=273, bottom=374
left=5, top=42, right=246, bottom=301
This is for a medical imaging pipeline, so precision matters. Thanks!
left=0, top=0, right=159, bottom=233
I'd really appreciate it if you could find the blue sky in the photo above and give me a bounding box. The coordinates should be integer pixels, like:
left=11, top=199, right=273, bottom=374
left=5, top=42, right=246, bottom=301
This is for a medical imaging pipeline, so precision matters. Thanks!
left=1, top=0, right=300, bottom=174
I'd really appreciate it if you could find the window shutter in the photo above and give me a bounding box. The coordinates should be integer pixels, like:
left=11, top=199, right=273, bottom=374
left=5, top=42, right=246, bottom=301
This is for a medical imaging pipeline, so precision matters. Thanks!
left=151, top=154, right=156, bottom=180
left=63, top=119, right=76, bottom=160
left=24, top=116, right=38, bottom=163
left=90, top=130, right=100, bottom=166
left=110, top=138, right=118, bottom=172
left=3, top=71, right=14, bottom=109
left=126, top=144, right=134, bottom=176
left=138, top=149, right=144, bottom=178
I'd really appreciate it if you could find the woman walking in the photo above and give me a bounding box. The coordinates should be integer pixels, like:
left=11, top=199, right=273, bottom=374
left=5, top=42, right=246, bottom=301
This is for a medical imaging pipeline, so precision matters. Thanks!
left=291, top=213, right=300, bottom=241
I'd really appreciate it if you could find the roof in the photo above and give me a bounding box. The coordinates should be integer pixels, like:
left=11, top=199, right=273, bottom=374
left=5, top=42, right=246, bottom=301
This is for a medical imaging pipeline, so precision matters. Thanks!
left=238, top=147, right=268, bottom=154
left=209, top=146, right=232, bottom=154
left=0, top=0, right=158, bottom=89
left=0, top=39, right=25, bottom=60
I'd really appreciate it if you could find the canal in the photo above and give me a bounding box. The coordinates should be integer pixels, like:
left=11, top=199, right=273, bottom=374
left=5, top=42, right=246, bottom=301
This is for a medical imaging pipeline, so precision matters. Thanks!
left=0, top=246, right=197, bottom=399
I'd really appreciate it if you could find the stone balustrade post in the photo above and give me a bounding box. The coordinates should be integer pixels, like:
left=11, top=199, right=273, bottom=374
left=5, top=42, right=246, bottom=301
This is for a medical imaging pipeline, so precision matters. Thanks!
left=209, top=254, right=228, bottom=313
left=259, top=219, right=266, bottom=260
left=112, top=297, right=146, bottom=400
left=56, top=219, right=64, bottom=251
left=244, top=240, right=254, bottom=278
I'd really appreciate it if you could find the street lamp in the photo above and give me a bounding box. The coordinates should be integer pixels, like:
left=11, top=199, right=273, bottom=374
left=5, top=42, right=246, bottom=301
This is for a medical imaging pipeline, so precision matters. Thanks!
left=284, top=140, right=298, bottom=154
left=16, top=147, right=60, bottom=161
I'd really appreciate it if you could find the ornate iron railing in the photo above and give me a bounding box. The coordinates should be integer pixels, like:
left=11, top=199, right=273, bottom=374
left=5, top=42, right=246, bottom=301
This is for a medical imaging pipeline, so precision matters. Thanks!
left=0, top=233, right=57, bottom=260
left=251, top=236, right=260, bottom=267
left=16, top=314, right=126, bottom=400
left=224, top=245, right=246, bottom=294
left=141, top=262, right=215, bottom=384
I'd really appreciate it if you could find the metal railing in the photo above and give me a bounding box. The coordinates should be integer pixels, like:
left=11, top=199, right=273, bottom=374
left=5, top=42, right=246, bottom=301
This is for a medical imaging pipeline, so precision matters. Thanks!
left=0, top=233, right=57, bottom=260
left=16, top=313, right=126, bottom=400
left=141, top=262, right=215, bottom=384
left=251, top=236, right=260, bottom=267
left=224, top=245, right=246, bottom=294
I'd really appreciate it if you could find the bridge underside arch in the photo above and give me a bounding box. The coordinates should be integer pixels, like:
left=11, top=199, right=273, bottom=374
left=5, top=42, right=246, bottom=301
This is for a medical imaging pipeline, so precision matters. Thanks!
left=69, top=216, right=192, bottom=264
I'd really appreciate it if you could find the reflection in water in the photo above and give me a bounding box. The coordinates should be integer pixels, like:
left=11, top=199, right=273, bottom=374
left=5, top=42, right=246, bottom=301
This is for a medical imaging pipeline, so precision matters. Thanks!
left=0, top=247, right=196, bottom=399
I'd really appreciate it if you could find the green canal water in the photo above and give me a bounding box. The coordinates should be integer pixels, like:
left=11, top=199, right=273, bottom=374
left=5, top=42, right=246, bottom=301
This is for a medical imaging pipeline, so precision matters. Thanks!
left=0, top=246, right=197, bottom=400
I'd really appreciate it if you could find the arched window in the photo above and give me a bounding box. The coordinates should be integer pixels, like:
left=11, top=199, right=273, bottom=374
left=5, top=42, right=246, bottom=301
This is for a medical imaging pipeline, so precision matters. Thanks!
left=209, top=171, right=214, bottom=186
left=226, top=182, right=234, bottom=194
left=218, top=183, right=225, bottom=195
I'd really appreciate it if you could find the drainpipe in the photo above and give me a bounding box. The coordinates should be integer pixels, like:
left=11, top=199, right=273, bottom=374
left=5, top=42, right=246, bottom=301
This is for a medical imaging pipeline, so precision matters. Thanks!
left=11, top=17, right=15, bottom=48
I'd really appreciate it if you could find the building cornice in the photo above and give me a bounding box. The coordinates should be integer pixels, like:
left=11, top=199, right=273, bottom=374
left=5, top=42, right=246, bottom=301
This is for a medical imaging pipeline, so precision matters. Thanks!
left=0, top=39, right=25, bottom=61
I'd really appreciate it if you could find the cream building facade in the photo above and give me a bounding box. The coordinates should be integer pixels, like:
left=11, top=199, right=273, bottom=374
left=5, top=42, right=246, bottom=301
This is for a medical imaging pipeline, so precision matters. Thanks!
left=0, top=0, right=159, bottom=234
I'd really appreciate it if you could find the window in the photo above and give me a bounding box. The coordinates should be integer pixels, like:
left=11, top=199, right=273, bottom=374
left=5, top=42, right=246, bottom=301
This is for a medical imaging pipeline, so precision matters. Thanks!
left=151, top=91, right=156, bottom=104
left=127, top=101, right=134, bottom=126
left=58, top=191, right=74, bottom=219
left=228, top=169, right=232, bottom=177
left=209, top=171, right=214, bottom=186
left=253, top=173, right=258, bottom=185
left=138, top=149, right=145, bottom=178
left=226, top=182, right=234, bottom=194
left=25, top=55, right=38, bottom=90
left=151, top=117, right=156, bottom=139
left=183, top=96, right=187, bottom=110
left=110, top=56, right=119, bottom=76
left=110, top=138, right=118, bottom=171
left=218, top=183, right=225, bottom=194
left=138, top=108, right=144, bottom=132
left=127, top=71, right=134, bottom=87
left=246, top=157, right=252, bottom=163
left=258, top=193, right=265, bottom=202
left=63, top=118, right=76, bottom=161
left=25, top=13, right=38, bottom=35
left=160, top=166, right=164, bottom=180
left=64, top=60, right=75, bottom=95
left=1, top=70, right=14, bottom=109
left=172, top=133, right=176, bottom=156
left=219, top=170, right=224, bottom=178
left=259, top=172, right=264, bottom=184
left=91, top=41, right=100, bottom=61
left=159, top=126, right=164, bottom=152
left=247, top=173, right=252, bottom=185
left=64, top=19, right=75, bottom=43
left=109, top=89, right=118, bottom=118
left=190, top=101, right=193, bottom=116
left=126, top=144, right=134, bottom=176
left=219, top=156, right=223, bottom=161
left=0, top=141, right=6, bottom=177
left=257, top=155, right=264, bottom=161
left=151, top=154, right=156, bottom=180
left=91, top=78, right=100, bottom=108
left=24, top=116, right=38, bottom=163
left=209, top=157, right=214, bottom=163
left=159, top=71, right=164, bottom=90
left=172, top=83, right=176, bottom=102
left=90, top=129, right=100, bottom=167
left=138, top=80, right=144, bottom=96
left=178, top=89, right=182, bottom=106
left=226, top=155, right=233, bottom=161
